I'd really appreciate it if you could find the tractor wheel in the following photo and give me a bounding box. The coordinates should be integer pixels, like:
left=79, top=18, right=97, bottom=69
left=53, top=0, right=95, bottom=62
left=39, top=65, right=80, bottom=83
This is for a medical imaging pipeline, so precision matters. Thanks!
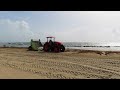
left=43, top=44, right=49, bottom=52
left=28, top=46, right=32, bottom=50
left=60, top=45, right=65, bottom=52
left=54, top=46, right=60, bottom=53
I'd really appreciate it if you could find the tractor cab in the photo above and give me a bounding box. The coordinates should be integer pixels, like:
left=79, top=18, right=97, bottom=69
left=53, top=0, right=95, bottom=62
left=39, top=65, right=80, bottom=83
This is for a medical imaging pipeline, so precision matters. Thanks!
left=46, top=36, right=55, bottom=42
left=46, top=36, right=55, bottom=47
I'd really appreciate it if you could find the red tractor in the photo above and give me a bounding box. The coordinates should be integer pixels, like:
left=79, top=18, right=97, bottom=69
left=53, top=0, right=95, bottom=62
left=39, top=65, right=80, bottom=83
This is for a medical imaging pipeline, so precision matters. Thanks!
left=43, top=36, right=65, bottom=52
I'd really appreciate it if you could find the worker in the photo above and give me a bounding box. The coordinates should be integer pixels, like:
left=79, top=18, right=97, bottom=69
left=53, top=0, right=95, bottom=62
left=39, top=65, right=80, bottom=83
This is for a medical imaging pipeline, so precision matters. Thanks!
left=49, top=39, right=53, bottom=51
left=49, top=40, right=53, bottom=46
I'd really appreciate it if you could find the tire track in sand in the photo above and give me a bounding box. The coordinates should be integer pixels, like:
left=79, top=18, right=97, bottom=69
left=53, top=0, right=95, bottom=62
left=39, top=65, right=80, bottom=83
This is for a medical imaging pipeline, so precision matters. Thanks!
left=1, top=51, right=120, bottom=79
left=0, top=57, right=119, bottom=79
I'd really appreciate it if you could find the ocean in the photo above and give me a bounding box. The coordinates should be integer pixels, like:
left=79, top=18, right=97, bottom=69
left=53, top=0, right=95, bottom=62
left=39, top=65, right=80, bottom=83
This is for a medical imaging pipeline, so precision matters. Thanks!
left=1, top=42, right=120, bottom=51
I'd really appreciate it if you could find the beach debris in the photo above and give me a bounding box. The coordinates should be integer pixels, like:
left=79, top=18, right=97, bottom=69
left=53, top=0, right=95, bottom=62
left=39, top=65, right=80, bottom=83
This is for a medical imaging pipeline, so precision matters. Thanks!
left=38, top=47, right=43, bottom=52
left=97, top=51, right=110, bottom=55
left=3, top=45, right=6, bottom=48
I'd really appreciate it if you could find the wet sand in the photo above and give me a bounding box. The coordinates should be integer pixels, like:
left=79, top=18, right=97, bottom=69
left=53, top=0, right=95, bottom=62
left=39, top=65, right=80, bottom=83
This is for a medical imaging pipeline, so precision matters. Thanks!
left=0, top=47, right=120, bottom=79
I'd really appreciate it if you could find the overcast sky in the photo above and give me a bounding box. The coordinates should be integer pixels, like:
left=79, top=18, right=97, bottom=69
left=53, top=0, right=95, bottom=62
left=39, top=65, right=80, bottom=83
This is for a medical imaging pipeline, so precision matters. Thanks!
left=0, top=11, right=120, bottom=42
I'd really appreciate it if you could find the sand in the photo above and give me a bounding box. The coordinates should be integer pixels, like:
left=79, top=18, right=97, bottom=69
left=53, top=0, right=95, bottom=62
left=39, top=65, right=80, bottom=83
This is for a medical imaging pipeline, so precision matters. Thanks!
left=0, top=47, right=120, bottom=79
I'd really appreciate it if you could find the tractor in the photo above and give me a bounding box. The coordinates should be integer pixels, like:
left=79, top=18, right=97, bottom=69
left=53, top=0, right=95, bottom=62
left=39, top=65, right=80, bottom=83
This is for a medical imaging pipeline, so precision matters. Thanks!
left=43, top=36, right=65, bottom=52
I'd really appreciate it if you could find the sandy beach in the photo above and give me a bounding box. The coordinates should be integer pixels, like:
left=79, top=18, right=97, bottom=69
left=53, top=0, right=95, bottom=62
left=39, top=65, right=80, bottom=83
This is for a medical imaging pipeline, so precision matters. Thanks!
left=0, top=47, right=120, bottom=79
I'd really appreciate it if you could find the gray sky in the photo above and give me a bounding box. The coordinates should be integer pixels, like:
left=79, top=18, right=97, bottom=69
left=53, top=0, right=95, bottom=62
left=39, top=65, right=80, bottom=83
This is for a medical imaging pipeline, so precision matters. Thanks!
left=0, top=11, right=120, bottom=42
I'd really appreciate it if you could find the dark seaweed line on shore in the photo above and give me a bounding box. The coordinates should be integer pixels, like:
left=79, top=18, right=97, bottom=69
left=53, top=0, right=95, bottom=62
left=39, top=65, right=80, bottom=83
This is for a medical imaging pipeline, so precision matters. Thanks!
left=1, top=45, right=120, bottom=48
left=66, top=46, right=120, bottom=47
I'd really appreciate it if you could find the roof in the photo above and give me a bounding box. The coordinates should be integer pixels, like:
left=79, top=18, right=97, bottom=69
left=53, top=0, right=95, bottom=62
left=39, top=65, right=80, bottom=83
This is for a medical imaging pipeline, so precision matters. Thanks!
left=46, top=36, right=55, bottom=38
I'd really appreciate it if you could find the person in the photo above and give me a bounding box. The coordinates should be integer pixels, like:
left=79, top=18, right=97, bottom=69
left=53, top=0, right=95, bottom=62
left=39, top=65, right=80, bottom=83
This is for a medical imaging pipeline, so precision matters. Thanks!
left=49, top=39, right=53, bottom=51
left=49, top=40, right=53, bottom=46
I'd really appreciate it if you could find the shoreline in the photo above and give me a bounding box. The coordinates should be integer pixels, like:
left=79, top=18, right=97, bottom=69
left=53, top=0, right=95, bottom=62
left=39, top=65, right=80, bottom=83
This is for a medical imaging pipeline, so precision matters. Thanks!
left=65, top=48, right=120, bottom=54
left=1, top=47, right=120, bottom=54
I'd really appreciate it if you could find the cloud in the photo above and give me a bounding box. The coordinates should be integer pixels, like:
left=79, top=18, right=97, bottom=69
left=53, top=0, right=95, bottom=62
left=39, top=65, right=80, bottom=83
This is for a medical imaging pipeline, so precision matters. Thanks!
left=42, top=27, right=89, bottom=42
left=43, top=26, right=118, bottom=43
left=50, top=11, right=120, bottom=42
left=1, top=12, right=120, bottom=43
left=112, top=28, right=120, bottom=41
left=0, top=19, right=37, bottom=42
